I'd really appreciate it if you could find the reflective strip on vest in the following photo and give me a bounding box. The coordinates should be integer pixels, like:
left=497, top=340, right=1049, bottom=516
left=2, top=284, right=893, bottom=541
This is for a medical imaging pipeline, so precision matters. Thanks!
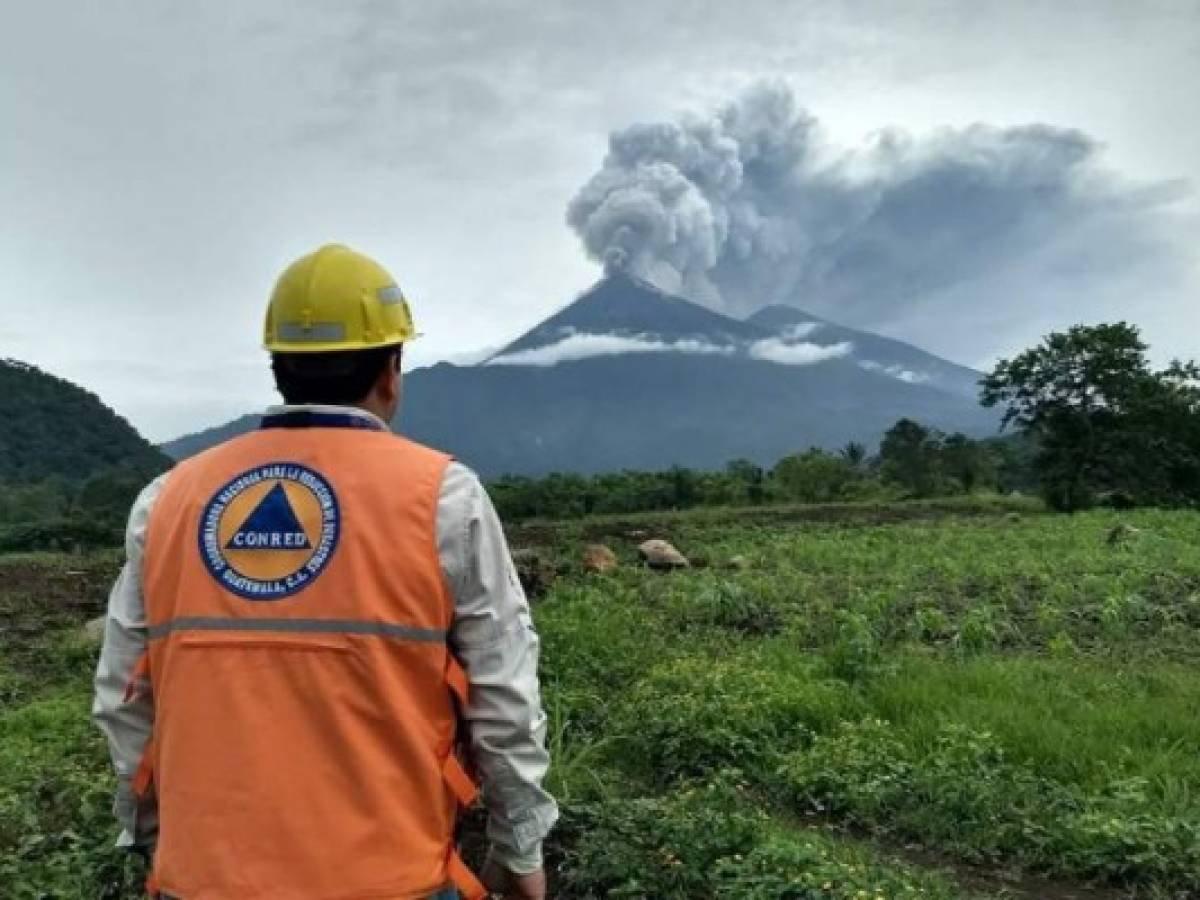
left=146, top=616, right=448, bottom=643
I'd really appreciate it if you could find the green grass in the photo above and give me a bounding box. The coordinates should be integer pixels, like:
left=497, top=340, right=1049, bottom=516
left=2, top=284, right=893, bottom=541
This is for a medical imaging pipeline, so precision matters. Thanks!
left=865, top=654, right=1200, bottom=801
left=532, top=506, right=1200, bottom=895
left=0, top=654, right=148, bottom=898
left=3, top=503, right=1199, bottom=896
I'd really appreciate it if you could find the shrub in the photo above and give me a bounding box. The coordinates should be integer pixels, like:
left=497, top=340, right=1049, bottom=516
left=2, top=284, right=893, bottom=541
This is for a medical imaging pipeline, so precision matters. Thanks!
left=823, top=611, right=881, bottom=681
left=615, top=657, right=861, bottom=784
left=555, top=774, right=766, bottom=897
left=0, top=518, right=123, bottom=553
left=777, top=720, right=1200, bottom=890
left=556, top=773, right=963, bottom=899
left=682, top=581, right=783, bottom=636
left=0, top=691, right=147, bottom=898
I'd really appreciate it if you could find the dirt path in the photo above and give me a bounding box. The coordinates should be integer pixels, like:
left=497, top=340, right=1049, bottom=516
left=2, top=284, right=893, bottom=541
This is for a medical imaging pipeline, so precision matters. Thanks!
left=782, top=814, right=1146, bottom=900
left=893, top=845, right=1135, bottom=900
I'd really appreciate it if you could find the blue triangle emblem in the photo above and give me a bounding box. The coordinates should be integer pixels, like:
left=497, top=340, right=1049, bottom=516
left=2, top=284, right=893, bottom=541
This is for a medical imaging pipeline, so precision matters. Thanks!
left=225, top=482, right=312, bottom=551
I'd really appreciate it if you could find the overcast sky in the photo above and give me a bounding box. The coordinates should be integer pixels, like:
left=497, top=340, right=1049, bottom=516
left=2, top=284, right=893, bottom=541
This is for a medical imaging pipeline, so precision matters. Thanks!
left=2, top=1, right=1197, bottom=441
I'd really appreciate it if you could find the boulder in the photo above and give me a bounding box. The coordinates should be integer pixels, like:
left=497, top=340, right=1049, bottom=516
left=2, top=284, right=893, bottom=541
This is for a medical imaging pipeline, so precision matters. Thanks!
left=582, top=544, right=618, bottom=574
left=637, top=539, right=690, bottom=570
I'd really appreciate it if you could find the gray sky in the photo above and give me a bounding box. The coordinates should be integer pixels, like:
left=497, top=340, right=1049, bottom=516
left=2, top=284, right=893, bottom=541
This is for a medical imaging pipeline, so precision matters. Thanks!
left=2, top=1, right=1197, bottom=441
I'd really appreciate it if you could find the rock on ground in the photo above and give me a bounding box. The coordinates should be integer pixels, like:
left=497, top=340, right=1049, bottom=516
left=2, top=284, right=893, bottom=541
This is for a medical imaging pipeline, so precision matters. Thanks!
left=637, top=539, right=690, bottom=570
left=582, top=544, right=618, bottom=574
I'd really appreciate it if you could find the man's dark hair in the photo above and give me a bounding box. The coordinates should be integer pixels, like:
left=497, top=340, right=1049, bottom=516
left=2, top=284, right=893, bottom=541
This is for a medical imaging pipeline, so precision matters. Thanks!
left=271, top=346, right=400, bottom=405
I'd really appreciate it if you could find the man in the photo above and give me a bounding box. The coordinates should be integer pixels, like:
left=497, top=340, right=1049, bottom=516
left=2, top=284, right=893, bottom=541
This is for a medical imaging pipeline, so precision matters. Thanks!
left=93, top=244, right=557, bottom=899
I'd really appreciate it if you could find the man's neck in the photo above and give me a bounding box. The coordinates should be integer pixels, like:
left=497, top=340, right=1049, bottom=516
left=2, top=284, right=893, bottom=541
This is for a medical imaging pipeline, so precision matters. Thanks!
left=353, top=399, right=393, bottom=424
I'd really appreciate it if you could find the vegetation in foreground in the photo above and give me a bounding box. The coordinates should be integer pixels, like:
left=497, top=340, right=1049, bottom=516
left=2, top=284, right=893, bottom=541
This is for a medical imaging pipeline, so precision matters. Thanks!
left=2, top=503, right=1199, bottom=897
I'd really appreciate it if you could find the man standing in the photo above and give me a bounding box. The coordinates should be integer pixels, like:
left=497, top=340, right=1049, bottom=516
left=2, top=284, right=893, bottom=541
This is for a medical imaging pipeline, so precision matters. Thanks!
left=93, top=245, right=557, bottom=899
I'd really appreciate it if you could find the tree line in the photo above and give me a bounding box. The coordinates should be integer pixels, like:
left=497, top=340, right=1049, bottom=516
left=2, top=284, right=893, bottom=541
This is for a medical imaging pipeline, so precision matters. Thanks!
left=488, top=426, right=1032, bottom=521
left=0, top=467, right=159, bottom=552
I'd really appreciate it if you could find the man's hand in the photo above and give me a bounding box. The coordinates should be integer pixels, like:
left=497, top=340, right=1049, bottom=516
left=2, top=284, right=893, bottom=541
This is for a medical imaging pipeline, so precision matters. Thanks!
left=480, top=857, right=546, bottom=900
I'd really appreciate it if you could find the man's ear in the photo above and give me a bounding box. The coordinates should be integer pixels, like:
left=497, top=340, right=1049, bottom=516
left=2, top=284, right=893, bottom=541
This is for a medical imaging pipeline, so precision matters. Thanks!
left=380, top=348, right=402, bottom=401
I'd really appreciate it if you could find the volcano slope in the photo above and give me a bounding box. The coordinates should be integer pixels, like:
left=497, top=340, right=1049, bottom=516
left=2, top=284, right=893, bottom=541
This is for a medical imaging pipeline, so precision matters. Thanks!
left=3, top=499, right=1197, bottom=897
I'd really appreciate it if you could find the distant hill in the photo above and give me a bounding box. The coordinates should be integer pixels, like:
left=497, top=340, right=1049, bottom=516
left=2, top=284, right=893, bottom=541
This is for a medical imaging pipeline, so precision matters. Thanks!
left=0, top=358, right=170, bottom=483
left=162, top=273, right=999, bottom=476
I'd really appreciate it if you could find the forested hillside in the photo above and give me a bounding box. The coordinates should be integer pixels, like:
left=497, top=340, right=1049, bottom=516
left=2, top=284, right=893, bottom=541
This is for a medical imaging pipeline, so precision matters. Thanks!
left=0, top=359, right=168, bottom=482
left=0, top=359, right=171, bottom=551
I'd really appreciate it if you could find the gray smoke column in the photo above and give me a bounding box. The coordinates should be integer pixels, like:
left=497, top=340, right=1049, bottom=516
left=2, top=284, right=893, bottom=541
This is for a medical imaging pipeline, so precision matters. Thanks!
left=568, top=83, right=1187, bottom=355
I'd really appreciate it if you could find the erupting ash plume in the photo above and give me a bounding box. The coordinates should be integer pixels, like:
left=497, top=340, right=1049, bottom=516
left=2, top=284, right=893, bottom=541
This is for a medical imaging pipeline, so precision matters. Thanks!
left=568, top=83, right=1186, bottom=351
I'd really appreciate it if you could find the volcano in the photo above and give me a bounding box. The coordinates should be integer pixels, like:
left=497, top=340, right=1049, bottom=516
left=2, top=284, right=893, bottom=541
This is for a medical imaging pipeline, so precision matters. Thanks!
left=162, top=273, right=997, bottom=476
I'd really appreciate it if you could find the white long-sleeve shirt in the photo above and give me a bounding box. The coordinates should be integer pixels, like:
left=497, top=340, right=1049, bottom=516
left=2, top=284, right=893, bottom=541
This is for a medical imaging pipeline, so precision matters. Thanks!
left=92, top=404, right=558, bottom=874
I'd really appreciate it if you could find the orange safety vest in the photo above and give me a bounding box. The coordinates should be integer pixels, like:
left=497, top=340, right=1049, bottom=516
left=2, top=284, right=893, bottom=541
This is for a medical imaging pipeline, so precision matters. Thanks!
left=131, top=410, right=485, bottom=899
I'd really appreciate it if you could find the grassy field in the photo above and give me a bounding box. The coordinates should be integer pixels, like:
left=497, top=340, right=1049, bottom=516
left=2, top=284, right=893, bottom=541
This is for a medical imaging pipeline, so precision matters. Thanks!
left=2, top=499, right=1198, bottom=897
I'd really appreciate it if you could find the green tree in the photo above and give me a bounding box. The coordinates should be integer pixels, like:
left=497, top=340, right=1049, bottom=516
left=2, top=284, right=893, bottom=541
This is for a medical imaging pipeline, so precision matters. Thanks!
left=77, top=468, right=149, bottom=520
left=773, top=449, right=858, bottom=503
left=879, top=419, right=942, bottom=497
left=669, top=466, right=699, bottom=509
left=839, top=441, right=868, bottom=470
left=939, top=433, right=996, bottom=494
left=726, top=459, right=766, bottom=504
left=983, top=434, right=1038, bottom=495
left=981, top=323, right=1200, bottom=510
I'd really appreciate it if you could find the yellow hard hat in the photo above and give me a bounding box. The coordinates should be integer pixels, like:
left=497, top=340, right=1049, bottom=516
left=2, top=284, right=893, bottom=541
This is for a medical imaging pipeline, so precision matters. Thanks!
left=264, top=244, right=417, bottom=352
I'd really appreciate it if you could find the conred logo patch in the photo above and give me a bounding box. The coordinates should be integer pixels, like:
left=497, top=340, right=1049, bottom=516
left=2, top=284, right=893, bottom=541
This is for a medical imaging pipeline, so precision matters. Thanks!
left=198, top=462, right=340, bottom=600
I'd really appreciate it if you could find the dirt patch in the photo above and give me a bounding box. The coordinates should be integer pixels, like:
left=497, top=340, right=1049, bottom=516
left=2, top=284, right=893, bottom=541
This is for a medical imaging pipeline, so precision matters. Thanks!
left=0, top=553, right=122, bottom=677
left=894, top=844, right=1136, bottom=900
left=788, top=813, right=1144, bottom=900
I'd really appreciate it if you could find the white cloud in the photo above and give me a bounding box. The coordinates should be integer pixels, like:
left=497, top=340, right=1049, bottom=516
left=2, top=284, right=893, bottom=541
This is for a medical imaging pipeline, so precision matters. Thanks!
left=748, top=339, right=852, bottom=366
left=859, top=360, right=929, bottom=384
left=486, top=332, right=733, bottom=367
left=781, top=323, right=822, bottom=339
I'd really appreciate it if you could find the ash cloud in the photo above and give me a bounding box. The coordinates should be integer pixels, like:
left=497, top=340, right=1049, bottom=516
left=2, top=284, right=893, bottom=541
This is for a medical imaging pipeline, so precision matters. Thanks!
left=568, top=83, right=1189, bottom=356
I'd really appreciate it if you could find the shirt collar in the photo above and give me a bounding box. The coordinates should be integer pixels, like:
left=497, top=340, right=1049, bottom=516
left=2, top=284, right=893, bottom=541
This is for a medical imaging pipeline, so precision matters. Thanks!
left=261, top=404, right=391, bottom=432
